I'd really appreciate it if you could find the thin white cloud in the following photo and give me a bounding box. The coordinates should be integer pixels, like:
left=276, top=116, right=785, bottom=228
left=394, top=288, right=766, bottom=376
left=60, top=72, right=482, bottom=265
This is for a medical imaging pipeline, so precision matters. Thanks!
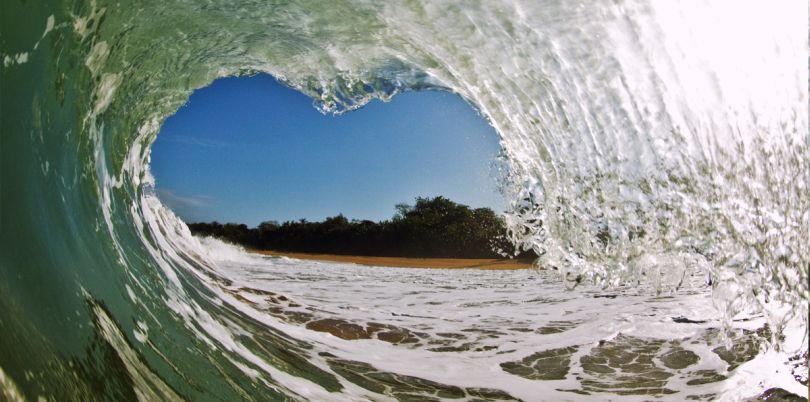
left=156, top=188, right=215, bottom=208
left=160, top=134, right=230, bottom=148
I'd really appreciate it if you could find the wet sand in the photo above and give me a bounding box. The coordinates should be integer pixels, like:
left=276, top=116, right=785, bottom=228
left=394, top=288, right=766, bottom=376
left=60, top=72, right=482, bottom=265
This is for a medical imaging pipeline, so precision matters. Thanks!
left=249, top=249, right=536, bottom=270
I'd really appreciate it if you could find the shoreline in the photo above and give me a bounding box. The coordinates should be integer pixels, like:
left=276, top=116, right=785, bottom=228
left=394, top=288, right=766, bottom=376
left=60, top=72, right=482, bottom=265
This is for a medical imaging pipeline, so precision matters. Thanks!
left=249, top=249, right=536, bottom=270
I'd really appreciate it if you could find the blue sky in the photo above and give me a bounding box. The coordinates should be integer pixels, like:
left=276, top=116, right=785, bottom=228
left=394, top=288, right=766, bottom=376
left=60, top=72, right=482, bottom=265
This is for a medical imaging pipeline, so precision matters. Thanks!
left=150, top=74, right=504, bottom=226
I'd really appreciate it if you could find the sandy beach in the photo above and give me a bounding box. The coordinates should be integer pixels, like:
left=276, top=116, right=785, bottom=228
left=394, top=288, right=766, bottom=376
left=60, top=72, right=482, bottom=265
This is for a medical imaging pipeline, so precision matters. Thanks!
left=250, top=249, right=536, bottom=270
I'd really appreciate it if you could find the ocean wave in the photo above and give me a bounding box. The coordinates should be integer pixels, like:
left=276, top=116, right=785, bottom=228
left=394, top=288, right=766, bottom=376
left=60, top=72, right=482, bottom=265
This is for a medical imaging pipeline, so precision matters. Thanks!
left=1, top=0, right=807, bottom=399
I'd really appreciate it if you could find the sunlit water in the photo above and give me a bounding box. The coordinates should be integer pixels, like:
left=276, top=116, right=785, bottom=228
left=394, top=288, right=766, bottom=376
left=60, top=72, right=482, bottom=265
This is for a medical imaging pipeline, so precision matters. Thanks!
left=196, top=238, right=807, bottom=401
left=1, top=0, right=807, bottom=400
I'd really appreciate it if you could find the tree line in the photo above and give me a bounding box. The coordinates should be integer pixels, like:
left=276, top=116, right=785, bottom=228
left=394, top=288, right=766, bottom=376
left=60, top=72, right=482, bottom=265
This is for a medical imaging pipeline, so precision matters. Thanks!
left=188, top=196, right=537, bottom=259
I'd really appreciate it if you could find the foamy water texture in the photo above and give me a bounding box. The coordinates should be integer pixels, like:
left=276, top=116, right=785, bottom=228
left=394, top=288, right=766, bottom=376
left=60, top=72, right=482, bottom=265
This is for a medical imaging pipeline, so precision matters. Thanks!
left=0, top=0, right=807, bottom=400
left=198, top=238, right=807, bottom=401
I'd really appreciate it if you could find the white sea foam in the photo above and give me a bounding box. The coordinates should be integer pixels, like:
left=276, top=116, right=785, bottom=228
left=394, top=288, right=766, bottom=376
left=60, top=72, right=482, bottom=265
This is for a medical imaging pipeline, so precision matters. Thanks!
left=177, top=241, right=805, bottom=400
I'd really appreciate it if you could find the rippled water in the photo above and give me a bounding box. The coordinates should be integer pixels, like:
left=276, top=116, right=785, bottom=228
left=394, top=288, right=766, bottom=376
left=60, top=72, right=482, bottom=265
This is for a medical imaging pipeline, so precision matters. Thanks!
left=193, top=238, right=807, bottom=400
left=1, top=0, right=807, bottom=400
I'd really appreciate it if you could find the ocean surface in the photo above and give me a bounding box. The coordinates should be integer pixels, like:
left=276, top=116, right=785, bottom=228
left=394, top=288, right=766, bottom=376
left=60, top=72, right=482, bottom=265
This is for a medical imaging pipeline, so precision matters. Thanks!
left=1, top=0, right=807, bottom=400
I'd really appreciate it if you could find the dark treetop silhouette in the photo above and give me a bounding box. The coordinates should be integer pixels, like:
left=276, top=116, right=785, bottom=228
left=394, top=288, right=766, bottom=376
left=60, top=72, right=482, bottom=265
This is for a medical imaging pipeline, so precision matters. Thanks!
left=188, top=196, right=537, bottom=259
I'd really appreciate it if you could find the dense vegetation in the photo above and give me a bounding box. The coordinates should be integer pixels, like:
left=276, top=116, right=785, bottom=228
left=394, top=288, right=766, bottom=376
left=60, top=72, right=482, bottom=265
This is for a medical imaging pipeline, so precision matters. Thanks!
left=188, top=196, right=536, bottom=259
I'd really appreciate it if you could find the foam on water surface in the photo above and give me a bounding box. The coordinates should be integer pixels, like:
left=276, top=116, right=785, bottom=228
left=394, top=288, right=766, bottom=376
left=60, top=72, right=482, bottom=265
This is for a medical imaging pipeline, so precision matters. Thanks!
left=184, top=238, right=806, bottom=401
